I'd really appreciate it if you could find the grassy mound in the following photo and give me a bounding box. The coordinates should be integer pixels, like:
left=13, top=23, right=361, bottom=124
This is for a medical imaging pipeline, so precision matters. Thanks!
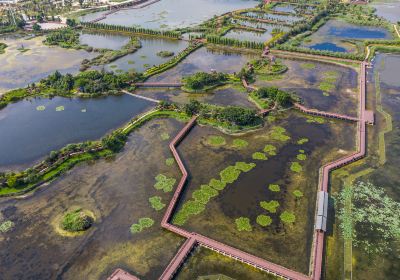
left=61, top=209, right=93, bottom=232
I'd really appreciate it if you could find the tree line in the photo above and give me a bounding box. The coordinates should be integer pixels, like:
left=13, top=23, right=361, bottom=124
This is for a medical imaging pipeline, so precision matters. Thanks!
left=206, top=35, right=264, bottom=49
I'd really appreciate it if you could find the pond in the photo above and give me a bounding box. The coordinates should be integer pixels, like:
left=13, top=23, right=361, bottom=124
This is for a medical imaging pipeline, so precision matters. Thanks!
left=79, top=31, right=131, bottom=50
left=0, top=95, right=153, bottom=171
left=370, top=0, right=400, bottom=23
left=0, top=36, right=94, bottom=94
left=80, top=0, right=259, bottom=30
left=147, top=46, right=257, bottom=83
left=244, top=12, right=304, bottom=24
left=224, top=29, right=273, bottom=43
left=301, top=19, right=392, bottom=53
left=0, top=118, right=185, bottom=280
left=271, top=3, right=297, bottom=14
left=173, top=110, right=357, bottom=274
left=104, top=36, right=188, bottom=73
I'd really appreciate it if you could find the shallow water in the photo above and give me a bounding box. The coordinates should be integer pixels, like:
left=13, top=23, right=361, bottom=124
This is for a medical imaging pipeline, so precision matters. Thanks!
left=80, top=0, right=259, bottom=30
left=174, top=111, right=357, bottom=273
left=0, top=118, right=185, bottom=280
left=272, top=3, right=296, bottom=14
left=370, top=0, right=400, bottom=23
left=147, top=46, right=257, bottom=83
left=104, top=36, right=188, bottom=73
left=79, top=31, right=131, bottom=50
left=224, top=29, right=273, bottom=43
left=0, top=95, right=153, bottom=170
left=245, top=11, right=303, bottom=23
left=309, top=42, right=347, bottom=53
left=0, top=36, right=93, bottom=94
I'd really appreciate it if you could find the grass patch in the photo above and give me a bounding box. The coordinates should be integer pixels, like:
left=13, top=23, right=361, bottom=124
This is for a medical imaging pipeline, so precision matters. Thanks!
left=296, top=153, right=307, bottom=161
left=260, top=200, right=280, bottom=213
left=290, top=162, right=303, bottom=173
left=130, top=217, right=155, bottom=234
left=270, top=126, right=290, bottom=141
left=268, top=184, right=280, bottom=192
left=256, top=215, right=272, bottom=227
left=154, top=174, right=176, bottom=192
left=252, top=152, right=268, bottom=160
left=0, top=220, right=14, bottom=233
left=165, top=157, right=175, bottom=166
left=280, top=211, right=296, bottom=224
left=297, top=138, right=309, bottom=145
left=235, top=217, right=252, bottom=232
left=149, top=196, right=166, bottom=211
left=160, top=132, right=170, bottom=140
left=61, top=208, right=93, bottom=232
left=263, top=144, right=277, bottom=156
left=207, top=135, right=226, bottom=146
left=293, top=190, right=303, bottom=198
left=232, top=139, right=248, bottom=149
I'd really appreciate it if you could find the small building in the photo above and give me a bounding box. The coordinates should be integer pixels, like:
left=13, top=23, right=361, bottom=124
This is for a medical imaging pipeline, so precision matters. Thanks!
left=107, top=269, right=141, bottom=280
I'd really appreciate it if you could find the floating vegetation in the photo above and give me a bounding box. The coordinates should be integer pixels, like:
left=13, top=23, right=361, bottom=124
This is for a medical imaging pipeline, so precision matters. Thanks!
left=192, top=185, right=218, bottom=204
left=269, top=184, right=280, bottom=192
left=319, top=81, right=335, bottom=92
left=256, top=215, right=272, bottom=227
left=232, top=139, right=248, bottom=149
left=55, top=106, right=65, bottom=111
left=209, top=178, right=226, bottom=191
left=173, top=201, right=206, bottom=226
left=0, top=220, right=15, bottom=233
left=165, top=157, right=175, bottom=166
left=297, top=138, right=309, bottom=145
left=207, top=135, right=226, bottom=146
left=252, top=152, right=268, bottom=160
left=270, top=126, right=290, bottom=141
left=296, top=153, right=307, bottom=161
left=290, top=162, right=303, bottom=173
left=61, top=208, right=93, bottom=232
left=300, top=63, right=316, bottom=69
left=263, top=144, right=277, bottom=156
left=160, top=132, right=170, bottom=140
left=260, top=200, right=280, bottom=213
left=130, top=217, right=155, bottom=234
left=306, top=116, right=325, bottom=124
left=36, top=105, right=46, bottom=111
left=293, top=190, right=304, bottom=198
left=220, top=166, right=241, bottom=184
left=323, top=92, right=330, bottom=97
left=234, top=162, right=256, bottom=172
left=127, top=60, right=135, bottom=64
left=110, top=65, right=117, bottom=68
left=154, top=174, right=176, bottom=192
left=299, top=149, right=305, bottom=153
left=280, top=211, right=296, bottom=224
left=81, top=108, right=87, bottom=113
left=149, top=196, right=166, bottom=211
left=235, top=217, right=252, bottom=232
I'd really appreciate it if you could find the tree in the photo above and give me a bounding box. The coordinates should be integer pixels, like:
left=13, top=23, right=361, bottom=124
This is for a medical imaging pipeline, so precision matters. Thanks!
left=32, top=23, right=41, bottom=32
left=66, top=18, right=76, bottom=27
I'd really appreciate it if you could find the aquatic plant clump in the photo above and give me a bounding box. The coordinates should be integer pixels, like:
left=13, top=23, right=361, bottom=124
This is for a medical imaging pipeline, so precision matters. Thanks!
left=192, top=185, right=218, bottom=204
left=252, top=152, right=268, bottom=160
left=305, top=115, right=325, bottom=124
left=173, top=200, right=206, bottom=226
left=263, top=144, right=277, bottom=156
left=130, top=217, right=155, bottom=234
left=297, top=138, right=309, bottom=145
left=165, top=157, right=175, bottom=166
left=36, top=105, right=46, bottom=111
left=290, top=162, right=303, bottom=173
left=149, top=196, right=166, bottom=211
left=235, top=217, right=252, bottom=232
left=0, top=220, right=15, bottom=233
left=61, top=209, right=93, bottom=232
left=234, top=162, right=256, bottom=172
left=297, top=153, right=307, bottom=161
left=209, top=178, right=227, bottom=191
left=55, top=106, right=65, bottom=111
left=256, top=215, right=272, bottom=227
left=160, top=132, right=170, bottom=140
left=280, top=211, right=296, bottom=224
left=232, top=139, right=249, bottom=148
left=270, top=126, right=291, bottom=142
left=207, top=135, right=226, bottom=146
left=260, top=200, right=280, bottom=213
left=293, top=190, right=304, bottom=198
left=154, top=174, right=176, bottom=192
left=220, top=166, right=241, bottom=184
left=269, top=184, right=280, bottom=192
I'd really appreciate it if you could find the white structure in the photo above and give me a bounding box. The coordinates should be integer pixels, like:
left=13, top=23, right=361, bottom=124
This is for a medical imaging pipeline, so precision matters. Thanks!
left=315, top=191, right=329, bottom=232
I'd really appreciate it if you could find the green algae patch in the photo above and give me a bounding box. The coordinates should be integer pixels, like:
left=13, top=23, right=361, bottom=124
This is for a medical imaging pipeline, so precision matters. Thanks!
left=220, top=166, right=241, bottom=184
left=290, top=162, right=303, bottom=173
left=149, top=196, right=166, bottom=211
left=154, top=174, right=176, bottom=192
left=263, top=144, right=277, bottom=156
left=306, top=115, right=325, bottom=124
left=55, top=106, right=65, bottom=111
left=280, top=211, right=296, bottom=224
left=297, top=138, right=309, bottom=145
left=36, top=105, right=46, bottom=111
left=234, top=162, right=256, bottom=172
left=252, top=152, right=268, bottom=160
left=207, top=135, right=226, bottom=146
left=296, top=153, right=307, bottom=161
left=300, top=63, right=316, bottom=69
left=293, top=190, right=304, bottom=198
left=232, top=139, right=248, bottom=149
left=268, top=184, right=280, bottom=192
left=209, top=178, right=226, bottom=191
left=130, top=217, right=155, bottom=234
left=0, top=220, right=15, bottom=233
left=235, top=217, right=252, bottom=232
left=165, top=157, right=175, bottom=166
left=256, top=215, right=272, bottom=227
left=260, top=200, right=280, bottom=213
left=160, top=132, right=170, bottom=140
left=271, top=126, right=290, bottom=142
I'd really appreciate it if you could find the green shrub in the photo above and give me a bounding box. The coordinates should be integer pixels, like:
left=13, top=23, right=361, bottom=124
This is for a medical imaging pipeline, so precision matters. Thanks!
left=0, top=220, right=14, bottom=233
left=61, top=209, right=93, bottom=232
left=235, top=217, right=252, bottom=231
left=256, top=215, right=272, bottom=227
